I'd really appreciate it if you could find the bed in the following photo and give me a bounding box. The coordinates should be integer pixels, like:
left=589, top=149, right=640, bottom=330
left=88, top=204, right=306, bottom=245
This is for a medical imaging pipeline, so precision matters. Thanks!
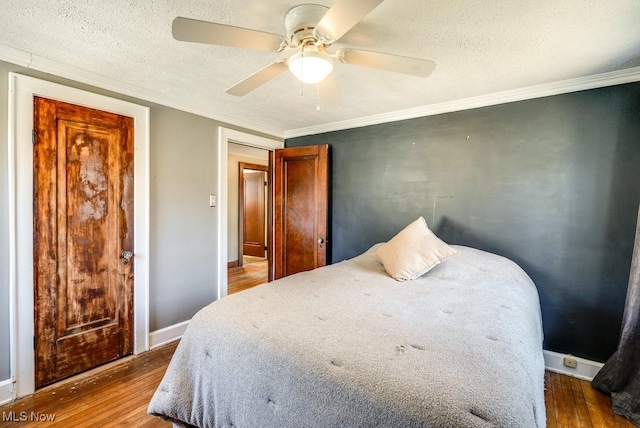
left=148, top=232, right=545, bottom=428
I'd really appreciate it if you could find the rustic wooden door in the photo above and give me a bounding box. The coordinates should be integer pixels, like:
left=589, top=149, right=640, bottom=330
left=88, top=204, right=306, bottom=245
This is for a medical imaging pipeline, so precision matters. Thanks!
left=33, top=96, right=134, bottom=388
left=273, top=144, right=329, bottom=279
left=239, top=163, right=267, bottom=260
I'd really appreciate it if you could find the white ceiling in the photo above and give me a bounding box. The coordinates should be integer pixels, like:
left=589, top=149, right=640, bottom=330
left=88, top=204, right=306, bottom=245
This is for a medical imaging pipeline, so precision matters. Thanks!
left=1, top=0, right=639, bottom=138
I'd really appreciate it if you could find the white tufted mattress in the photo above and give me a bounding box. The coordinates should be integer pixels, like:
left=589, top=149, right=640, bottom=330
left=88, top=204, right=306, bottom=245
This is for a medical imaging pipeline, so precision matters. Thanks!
left=148, top=245, right=546, bottom=427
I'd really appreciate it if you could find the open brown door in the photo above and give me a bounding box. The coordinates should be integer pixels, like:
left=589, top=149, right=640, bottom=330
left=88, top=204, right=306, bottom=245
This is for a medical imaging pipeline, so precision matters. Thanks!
left=33, top=97, right=134, bottom=388
left=272, top=144, right=329, bottom=280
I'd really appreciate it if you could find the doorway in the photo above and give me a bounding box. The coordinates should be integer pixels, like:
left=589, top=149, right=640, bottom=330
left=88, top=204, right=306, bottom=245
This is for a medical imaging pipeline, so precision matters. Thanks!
left=227, top=145, right=269, bottom=294
left=216, top=128, right=283, bottom=299
left=227, top=144, right=270, bottom=269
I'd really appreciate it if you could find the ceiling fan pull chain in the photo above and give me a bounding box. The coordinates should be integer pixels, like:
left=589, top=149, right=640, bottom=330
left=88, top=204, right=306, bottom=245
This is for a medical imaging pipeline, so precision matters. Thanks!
left=299, top=48, right=305, bottom=97
left=300, top=49, right=305, bottom=87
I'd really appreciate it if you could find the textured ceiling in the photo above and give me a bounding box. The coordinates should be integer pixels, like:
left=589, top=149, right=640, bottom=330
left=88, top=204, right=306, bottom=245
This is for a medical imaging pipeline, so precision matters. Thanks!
left=1, top=0, right=639, bottom=137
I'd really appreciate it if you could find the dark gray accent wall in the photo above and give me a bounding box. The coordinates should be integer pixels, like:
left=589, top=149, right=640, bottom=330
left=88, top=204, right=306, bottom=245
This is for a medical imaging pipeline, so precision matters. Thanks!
left=287, top=82, right=640, bottom=363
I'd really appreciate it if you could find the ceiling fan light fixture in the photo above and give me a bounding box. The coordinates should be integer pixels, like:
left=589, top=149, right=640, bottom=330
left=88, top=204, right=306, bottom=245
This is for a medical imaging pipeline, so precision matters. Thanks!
left=288, top=46, right=333, bottom=84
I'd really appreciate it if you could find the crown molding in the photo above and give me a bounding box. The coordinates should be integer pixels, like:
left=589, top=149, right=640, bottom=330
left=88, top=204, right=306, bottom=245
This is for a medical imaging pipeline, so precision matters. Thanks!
left=284, top=66, right=640, bottom=139
left=3, top=44, right=638, bottom=141
left=0, top=45, right=283, bottom=139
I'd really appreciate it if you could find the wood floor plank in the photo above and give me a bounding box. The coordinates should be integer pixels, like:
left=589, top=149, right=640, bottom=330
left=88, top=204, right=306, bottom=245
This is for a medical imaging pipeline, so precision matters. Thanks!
left=41, top=364, right=168, bottom=425
left=72, top=382, right=159, bottom=427
left=551, top=369, right=570, bottom=426
left=545, top=371, right=558, bottom=428
left=546, top=371, right=637, bottom=428
left=562, top=373, right=582, bottom=427
left=118, top=402, right=161, bottom=426
left=53, top=371, right=164, bottom=426
left=570, top=376, right=593, bottom=428
left=228, top=260, right=268, bottom=294
left=585, top=380, right=620, bottom=428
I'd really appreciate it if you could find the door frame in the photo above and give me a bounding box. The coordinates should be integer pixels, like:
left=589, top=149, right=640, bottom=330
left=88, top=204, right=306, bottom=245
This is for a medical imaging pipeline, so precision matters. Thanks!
left=216, top=128, right=283, bottom=299
left=7, top=73, right=150, bottom=399
left=238, top=163, right=269, bottom=265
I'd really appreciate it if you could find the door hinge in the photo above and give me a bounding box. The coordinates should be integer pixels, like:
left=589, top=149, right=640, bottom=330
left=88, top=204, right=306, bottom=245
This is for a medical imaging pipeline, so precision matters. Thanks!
left=33, top=336, right=37, bottom=350
left=32, top=129, right=37, bottom=145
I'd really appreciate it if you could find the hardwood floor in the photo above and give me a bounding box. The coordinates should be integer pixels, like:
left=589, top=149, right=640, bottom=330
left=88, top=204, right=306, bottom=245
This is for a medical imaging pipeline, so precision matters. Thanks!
left=0, top=339, right=635, bottom=427
left=227, top=259, right=268, bottom=294
left=0, top=342, right=177, bottom=427
left=545, top=371, right=636, bottom=427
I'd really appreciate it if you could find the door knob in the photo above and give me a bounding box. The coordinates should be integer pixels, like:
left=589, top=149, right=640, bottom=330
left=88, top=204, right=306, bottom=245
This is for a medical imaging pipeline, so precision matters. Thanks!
left=121, top=250, right=134, bottom=265
left=317, top=238, right=324, bottom=248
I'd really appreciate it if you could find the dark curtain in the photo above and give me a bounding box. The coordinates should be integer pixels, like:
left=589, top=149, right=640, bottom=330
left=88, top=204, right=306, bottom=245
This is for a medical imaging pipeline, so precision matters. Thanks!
left=592, top=205, right=640, bottom=426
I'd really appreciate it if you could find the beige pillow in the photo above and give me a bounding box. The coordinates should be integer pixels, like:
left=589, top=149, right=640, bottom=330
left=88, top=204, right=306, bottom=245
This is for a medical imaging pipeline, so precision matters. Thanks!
left=375, top=217, right=459, bottom=281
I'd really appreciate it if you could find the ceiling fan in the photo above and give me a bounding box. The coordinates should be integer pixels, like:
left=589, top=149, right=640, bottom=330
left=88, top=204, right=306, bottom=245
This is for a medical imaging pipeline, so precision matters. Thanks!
left=172, top=0, right=436, bottom=105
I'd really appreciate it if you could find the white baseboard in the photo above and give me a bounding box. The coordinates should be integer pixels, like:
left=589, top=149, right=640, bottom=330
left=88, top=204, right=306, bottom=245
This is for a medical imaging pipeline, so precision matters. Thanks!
left=0, top=379, right=15, bottom=405
left=544, top=350, right=604, bottom=381
left=149, top=320, right=190, bottom=350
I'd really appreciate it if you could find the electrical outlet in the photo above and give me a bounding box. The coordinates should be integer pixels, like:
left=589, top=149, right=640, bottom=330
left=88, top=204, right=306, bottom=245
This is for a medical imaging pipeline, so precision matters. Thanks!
left=209, top=194, right=217, bottom=207
left=563, top=355, right=578, bottom=368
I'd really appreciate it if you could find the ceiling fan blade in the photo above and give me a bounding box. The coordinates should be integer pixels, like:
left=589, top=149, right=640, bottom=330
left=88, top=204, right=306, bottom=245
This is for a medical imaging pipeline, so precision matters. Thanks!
left=337, top=49, right=436, bottom=77
left=317, top=74, right=342, bottom=109
left=314, top=0, right=385, bottom=44
left=172, top=17, right=287, bottom=52
left=226, top=61, right=289, bottom=96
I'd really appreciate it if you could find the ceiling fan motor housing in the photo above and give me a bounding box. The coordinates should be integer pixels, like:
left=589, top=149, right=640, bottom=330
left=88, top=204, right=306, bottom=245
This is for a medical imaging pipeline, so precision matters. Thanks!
left=284, top=4, right=329, bottom=47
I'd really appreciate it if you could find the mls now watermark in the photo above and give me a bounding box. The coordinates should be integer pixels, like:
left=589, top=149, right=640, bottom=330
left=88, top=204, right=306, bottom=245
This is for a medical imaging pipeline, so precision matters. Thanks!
left=3, top=411, right=56, bottom=422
